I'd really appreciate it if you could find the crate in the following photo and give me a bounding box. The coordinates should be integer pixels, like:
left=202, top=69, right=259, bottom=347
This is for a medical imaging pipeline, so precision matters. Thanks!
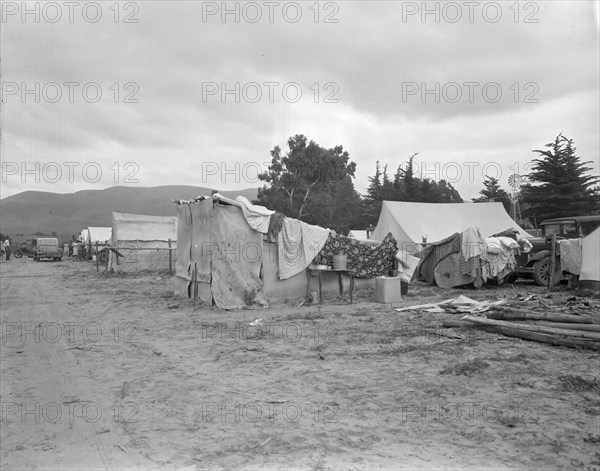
left=375, top=276, right=402, bottom=303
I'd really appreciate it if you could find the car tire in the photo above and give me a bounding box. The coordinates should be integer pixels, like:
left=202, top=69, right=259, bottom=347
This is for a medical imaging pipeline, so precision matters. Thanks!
left=533, top=257, right=561, bottom=286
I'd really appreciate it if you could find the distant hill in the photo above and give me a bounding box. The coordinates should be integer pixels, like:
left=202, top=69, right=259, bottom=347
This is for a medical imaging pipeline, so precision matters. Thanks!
left=0, top=186, right=258, bottom=242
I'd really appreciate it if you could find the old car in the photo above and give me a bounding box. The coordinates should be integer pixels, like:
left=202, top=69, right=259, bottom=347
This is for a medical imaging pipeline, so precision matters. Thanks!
left=33, top=238, right=63, bottom=261
left=514, top=215, right=600, bottom=286
left=13, top=239, right=37, bottom=258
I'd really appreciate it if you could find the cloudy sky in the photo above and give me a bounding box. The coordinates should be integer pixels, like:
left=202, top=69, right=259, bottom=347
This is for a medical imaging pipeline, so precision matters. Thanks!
left=1, top=0, right=599, bottom=200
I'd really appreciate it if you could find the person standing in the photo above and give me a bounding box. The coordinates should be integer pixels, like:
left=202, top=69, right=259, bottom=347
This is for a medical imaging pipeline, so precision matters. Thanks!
left=4, top=238, right=11, bottom=261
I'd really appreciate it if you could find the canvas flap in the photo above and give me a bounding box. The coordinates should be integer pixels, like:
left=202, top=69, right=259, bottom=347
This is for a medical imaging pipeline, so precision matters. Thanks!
left=210, top=204, right=267, bottom=309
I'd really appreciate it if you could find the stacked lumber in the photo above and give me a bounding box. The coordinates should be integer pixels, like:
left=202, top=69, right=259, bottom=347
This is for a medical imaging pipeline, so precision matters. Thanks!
left=460, top=305, right=600, bottom=351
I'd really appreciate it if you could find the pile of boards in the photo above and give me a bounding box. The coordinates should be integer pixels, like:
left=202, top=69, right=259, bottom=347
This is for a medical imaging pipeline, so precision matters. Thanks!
left=460, top=306, right=600, bottom=351
left=399, top=295, right=600, bottom=351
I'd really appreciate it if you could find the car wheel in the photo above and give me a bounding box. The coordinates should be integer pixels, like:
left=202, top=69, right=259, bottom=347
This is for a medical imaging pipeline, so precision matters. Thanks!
left=533, top=257, right=561, bottom=286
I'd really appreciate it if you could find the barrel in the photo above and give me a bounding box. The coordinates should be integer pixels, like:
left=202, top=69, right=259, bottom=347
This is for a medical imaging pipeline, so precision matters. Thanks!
left=332, top=254, right=348, bottom=270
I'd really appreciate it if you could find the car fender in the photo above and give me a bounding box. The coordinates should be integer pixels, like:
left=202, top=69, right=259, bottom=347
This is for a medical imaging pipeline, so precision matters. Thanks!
left=530, top=250, right=550, bottom=263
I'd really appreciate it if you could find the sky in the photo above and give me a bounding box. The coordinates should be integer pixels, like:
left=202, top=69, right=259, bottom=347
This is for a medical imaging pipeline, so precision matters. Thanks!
left=1, top=0, right=599, bottom=201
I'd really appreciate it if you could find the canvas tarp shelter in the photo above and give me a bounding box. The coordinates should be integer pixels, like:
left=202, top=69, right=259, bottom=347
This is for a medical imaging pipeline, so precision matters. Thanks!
left=175, top=197, right=271, bottom=309
left=579, top=228, right=599, bottom=291
left=108, top=212, right=177, bottom=272
left=371, top=201, right=530, bottom=254
left=80, top=229, right=89, bottom=244
left=175, top=195, right=376, bottom=309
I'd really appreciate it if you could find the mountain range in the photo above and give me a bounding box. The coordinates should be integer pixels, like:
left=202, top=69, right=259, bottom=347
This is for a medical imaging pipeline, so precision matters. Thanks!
left=0, top=186, right=258, bottom=241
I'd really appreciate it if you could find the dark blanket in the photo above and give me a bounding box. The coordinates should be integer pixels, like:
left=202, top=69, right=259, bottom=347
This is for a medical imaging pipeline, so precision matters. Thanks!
left=316, top=233, right=398, bottom=278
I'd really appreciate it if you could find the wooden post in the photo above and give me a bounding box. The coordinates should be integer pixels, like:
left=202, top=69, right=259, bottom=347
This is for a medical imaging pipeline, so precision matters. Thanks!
left=168, top=239, right=172, bottom=276
left=306, top=268, right=310, bottom=301
left=95, top=242, right=99, bottom=272
left=548, top=233, right=556, bottom=291
left=318, top=270, right=322, bottom=304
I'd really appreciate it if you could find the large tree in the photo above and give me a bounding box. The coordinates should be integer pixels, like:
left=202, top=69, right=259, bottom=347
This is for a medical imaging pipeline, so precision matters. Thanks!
left=521, top=134, right=599, bottom=220
left=255, top=134, right=358, bottom=229
left=472, top=176, right=512, bottom=213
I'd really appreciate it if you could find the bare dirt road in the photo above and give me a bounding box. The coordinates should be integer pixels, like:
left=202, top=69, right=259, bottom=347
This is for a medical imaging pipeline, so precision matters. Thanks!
left=1, top=258, right=599, bottom=470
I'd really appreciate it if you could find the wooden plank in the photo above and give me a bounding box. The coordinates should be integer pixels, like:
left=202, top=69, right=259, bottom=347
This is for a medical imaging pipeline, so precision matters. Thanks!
left=488, top=306, right=600, bottom=324
left=479, top=325, right=600, bottom=351
left=527, top=321, right=600, bottom=332
left=462, top=315, right=600, bottom=340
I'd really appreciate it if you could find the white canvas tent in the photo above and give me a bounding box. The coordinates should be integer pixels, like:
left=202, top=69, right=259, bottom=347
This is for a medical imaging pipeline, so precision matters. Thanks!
left=108, top=212, right=177, bottom=272
left=580, top=228, right=600, bottom=290
left=349, top=230, right=368, bottom=239
left=87, top=226, right=112, bottom=244
left=80, top=229, right=89, bottom=244
left=371, top=201, right=531, bottom=253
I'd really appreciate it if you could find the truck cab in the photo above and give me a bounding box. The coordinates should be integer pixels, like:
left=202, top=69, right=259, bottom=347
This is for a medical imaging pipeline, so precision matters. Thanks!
left=515, top=215, right=600, bottom=285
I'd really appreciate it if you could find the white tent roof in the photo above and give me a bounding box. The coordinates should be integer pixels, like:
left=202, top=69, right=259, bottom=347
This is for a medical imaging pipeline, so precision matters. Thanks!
left=112, top=212, right=177, bottom=242
left=348, top=230, right=368, bottom=239
left=371, top=201, right=530, bottom=252
left=87, top=226, right=112, bottom=243
left=580, top=228, right=600, bottom=283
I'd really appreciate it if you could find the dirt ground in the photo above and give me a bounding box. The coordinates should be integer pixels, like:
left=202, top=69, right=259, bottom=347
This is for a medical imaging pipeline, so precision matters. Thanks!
left=1, top=257, right=599, bottom=471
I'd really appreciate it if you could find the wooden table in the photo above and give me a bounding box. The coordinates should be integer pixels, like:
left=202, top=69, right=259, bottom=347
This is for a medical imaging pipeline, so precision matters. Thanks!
left=307, top=268, right=354, bottom=304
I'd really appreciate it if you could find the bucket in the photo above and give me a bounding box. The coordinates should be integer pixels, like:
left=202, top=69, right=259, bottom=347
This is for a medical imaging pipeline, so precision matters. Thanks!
left=332, top=254, right=348, bottom=270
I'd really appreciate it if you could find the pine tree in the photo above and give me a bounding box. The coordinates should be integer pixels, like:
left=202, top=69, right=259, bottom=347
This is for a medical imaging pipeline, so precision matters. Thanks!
left=472, top=176, right=511, bottom=213
left=366, top=162, right=383, bottom=201
left=521, top=134, right=599, bottom=220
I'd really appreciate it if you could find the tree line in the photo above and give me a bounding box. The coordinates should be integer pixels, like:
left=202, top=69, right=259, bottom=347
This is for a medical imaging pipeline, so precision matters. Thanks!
left=254, top=133, right=599, bottom=234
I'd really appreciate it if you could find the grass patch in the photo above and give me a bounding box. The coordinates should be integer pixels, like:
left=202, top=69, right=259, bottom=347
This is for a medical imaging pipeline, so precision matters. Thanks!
left=440, top=358, right=490, bottom=376
left=558, top=375, right=600, bottom=393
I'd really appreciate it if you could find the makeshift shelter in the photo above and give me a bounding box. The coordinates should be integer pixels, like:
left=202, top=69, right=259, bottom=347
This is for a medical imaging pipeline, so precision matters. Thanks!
left=578, top=228, right=600, bottom=291
left=371, top=202, right=530, bottom=254
left=108, top=212, right=177, bottom=272
left=417, top=227, right=519, bottom=289
left=175, top=195, right=397, bottom=309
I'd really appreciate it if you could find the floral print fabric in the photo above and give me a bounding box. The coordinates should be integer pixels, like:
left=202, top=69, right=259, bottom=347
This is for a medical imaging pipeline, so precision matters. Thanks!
left=315, top=233, right=399, bottom=278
